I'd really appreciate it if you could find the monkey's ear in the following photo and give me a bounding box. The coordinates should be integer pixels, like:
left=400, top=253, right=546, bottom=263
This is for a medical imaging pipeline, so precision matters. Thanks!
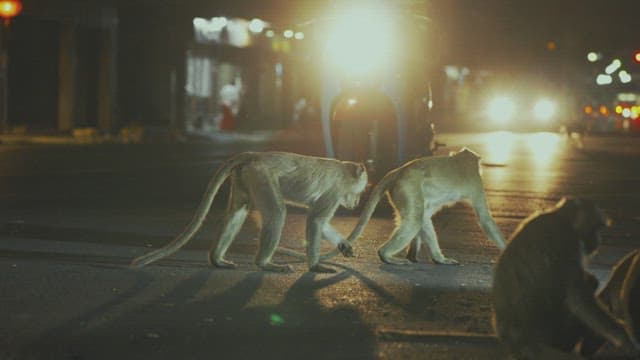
left=351, top=163, right=366, bottom=178
left=357, top=163, right=367, bottom=177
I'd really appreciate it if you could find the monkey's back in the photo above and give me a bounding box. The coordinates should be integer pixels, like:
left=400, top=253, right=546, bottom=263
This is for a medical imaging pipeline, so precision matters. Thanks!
left=492, top=213, right=580, bottom=342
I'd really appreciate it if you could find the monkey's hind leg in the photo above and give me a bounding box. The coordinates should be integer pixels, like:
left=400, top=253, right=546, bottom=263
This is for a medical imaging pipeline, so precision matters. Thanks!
left=378, top=194, right=422, bottom=265
left=420, top=218, right=459, bottom=265
left=252, top=177, right=292, bottom=273
left=209, top=182, right=250, bottom=269
left=406, top=236, right=421, bottom=263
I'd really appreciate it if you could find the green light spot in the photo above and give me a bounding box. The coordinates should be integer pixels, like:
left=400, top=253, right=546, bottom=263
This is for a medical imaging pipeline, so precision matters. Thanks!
left=269, top=313, right=285, bottom=326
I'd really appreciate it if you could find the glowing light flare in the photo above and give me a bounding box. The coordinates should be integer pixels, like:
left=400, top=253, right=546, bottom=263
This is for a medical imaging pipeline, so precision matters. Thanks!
left=486, top=97, right=516, bottom=124
left=615, top=105, right=623, bottom=114
left=634, top=51, right=640, bottom=64
left=483, top=131, right=515, bottom=166
left=269, top=314, right=285, bottom=326
left=619, top=70, right=632, bottom=84
left=248, top=18, right=265, bottom=33
left=596, top=74, right=612, bottom=85
left=265, top=30, right=275, bottom=38
left=294, top=31, right=304, bottom=40
left=599, top=105, right=609, bottom=116
left=584, top=105, right=593, bottom=115
left=210, top=17, right=228, bottom=32
left=324, top=7, right=395, bottom=77
left=525, top=132, right=562, bottom=167
left=546, top=41, right=556, bottom=51
left=0, top=0, right=22, bottom=20
left=587, top=52, right=599, bottom=62
left=193, top=16, right=228, bottom=34
left=533, top=99, right=556, bottom=122
left=283, top=29, right=294, bottom=38
left=605, top=59, right=622, bottom=74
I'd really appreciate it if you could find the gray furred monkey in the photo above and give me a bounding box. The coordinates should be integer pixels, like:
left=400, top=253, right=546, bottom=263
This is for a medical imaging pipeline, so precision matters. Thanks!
left=340, top=148, right=505, bottom=265
left=492, top=198, right=640, bottom=359
left=130, top=151, right=367, bottom=273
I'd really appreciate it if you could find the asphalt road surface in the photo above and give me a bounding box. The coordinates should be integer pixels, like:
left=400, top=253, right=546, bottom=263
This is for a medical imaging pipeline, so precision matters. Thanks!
left=1, top=131, right=639, bottom=359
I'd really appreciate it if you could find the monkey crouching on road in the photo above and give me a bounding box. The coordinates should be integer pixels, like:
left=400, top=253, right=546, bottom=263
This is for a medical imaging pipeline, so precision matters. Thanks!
left=492, top=198, right=640, bottom=359
left=578, top=248, right=640, bottom=357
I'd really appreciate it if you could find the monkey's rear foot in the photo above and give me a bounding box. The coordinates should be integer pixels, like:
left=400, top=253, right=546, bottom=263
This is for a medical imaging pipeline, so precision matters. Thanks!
left=211, top=257, right=237, bottom=269
left=338, top=242, right=355, bottom=257
left=406, top=248, right=419, bottom=263
left=379, top=250, right=412, bottom=265
left=309, top=264, right=337, bottom=273
left=433, top=256, right=459, bottom=265
left=259, top=262, right=293, bottom=273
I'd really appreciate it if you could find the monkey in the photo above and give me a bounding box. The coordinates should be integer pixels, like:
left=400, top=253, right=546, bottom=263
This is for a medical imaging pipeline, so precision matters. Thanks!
left=130, top=151, right=368, bottom=273
left=576, top=248, right=640, bottom=357
left=338, top=147, right=506, bottom=265
left=491, top=197, right=640, bottom=359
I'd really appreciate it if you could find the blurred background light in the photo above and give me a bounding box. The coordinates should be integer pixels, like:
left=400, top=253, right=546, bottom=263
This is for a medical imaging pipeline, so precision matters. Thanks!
left=487, top=97, right=516, bottom=123
left=596, top=74, right=613, bottom=85
left=533, top=98, right=556, bottom=122
left=210, top=17, right=228, bottom=32
left=599, top=105, right=609, bottom=116
left=587, top=51, right=599, bottom=62
left=618, top=93, right=637, bottom=102
left=283, top=29, right=294, bottom=38
left=248, top=18, right=265, bottom=33
left=324, top=4, right=395, bottom=78
left=526, top=132, right=562, bottom=167
left=619, top=70, right=632, bottom=83
left=605, top=59, right=622, bottom=74
left=294, top=31, right=304, bottom=40
left=265, top=29, right=274, bottom=38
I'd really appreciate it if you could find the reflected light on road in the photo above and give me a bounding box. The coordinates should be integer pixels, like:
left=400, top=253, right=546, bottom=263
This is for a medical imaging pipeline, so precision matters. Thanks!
left=483, top=131, right=515, bottom=165
left=525, top=132, right=562, bottom=166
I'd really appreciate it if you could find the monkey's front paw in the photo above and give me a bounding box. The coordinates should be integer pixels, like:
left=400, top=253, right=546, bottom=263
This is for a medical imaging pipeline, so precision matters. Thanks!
left=433, top=257, right=460, bottom=265
left=338, top=242, right=355, bottom=257
left=309, top=264, right=337, bottom=273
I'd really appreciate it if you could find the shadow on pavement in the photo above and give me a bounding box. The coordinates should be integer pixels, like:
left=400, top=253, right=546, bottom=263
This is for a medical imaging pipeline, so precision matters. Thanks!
left=16, top=269, right=376, bottom=359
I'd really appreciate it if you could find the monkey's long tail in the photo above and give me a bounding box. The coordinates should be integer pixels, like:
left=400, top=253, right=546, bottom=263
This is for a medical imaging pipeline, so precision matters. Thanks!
left=277, top=170, right=399, bottom=261
left=129, top=153, right=252, bottom=268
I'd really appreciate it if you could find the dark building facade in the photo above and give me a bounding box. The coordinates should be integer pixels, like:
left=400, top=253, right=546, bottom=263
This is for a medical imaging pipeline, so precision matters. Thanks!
left=4, top=0, right=117, bottom=133
left=3, top=0, right=309, bottom=135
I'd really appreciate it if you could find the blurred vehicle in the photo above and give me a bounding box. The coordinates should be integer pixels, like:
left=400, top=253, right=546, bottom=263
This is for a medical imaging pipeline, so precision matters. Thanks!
left=478, top=80, right=566, bottom=132
left=308, top=1, right=441, bottom=179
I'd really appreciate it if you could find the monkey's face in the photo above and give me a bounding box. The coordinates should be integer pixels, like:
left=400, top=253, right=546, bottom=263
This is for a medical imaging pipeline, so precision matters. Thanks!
left=342, top=192, right=361, bottom=210
left=571, top=199, right=611, bottom=256
left=582, top=225, right=604, bottom=256
left=342, top=165, right=368, bottom=209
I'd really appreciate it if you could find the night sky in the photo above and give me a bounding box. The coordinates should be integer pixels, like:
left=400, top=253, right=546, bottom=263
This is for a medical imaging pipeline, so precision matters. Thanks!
left=433, top=0, right=640, bottom=67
